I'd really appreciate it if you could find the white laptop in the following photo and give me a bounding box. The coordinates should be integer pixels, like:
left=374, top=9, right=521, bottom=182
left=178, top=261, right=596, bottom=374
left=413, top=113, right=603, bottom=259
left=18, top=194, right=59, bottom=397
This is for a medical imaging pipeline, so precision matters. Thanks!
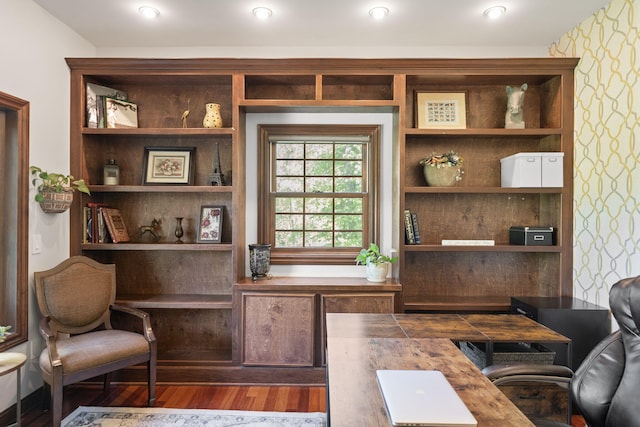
left=376, top=370, right=477, bottom=427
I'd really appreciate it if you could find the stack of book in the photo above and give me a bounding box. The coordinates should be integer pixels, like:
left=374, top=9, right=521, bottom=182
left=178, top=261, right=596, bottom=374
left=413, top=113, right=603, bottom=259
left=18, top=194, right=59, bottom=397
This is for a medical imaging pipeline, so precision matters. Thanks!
left=83, top=204, right=130, bottom=244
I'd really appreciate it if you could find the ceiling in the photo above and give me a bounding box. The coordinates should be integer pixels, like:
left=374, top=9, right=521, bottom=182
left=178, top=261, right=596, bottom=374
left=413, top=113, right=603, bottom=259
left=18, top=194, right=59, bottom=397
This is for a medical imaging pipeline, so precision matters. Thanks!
left=33, top=0, right=611, bottom=49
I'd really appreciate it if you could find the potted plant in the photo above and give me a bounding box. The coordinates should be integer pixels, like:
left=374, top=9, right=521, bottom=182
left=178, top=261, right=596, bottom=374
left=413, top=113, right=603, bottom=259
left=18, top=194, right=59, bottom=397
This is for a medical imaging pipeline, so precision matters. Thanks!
left=0, top=325, right=11, bottom=344
left=356, top=243, right=398, bottom=282
left=419, top=150, right=463, bottom=187
left=30, top=166, right=90, bottom=213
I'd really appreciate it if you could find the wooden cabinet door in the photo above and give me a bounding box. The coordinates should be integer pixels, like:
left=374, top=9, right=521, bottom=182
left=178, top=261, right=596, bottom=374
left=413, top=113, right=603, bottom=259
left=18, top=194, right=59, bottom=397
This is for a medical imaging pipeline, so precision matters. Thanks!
left=319, top=293, right=396, bottom=364
left=242, top=293, right=316, bottom=367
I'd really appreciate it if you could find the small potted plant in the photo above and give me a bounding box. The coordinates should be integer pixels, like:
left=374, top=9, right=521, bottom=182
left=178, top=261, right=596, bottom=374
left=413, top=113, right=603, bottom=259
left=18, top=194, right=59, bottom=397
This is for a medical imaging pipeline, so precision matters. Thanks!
left=0, top=325, right=11, bottom=344
left=356, top=243, right=398, bottom=282
left=30, top=166, right=91, bottom=213
left=419, top=150, right=463, bottom=187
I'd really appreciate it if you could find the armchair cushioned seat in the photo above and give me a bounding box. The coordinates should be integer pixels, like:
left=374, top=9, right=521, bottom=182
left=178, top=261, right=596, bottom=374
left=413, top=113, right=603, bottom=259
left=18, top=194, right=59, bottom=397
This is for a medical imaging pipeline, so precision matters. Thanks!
left=39, top=329, right=151, bottom=376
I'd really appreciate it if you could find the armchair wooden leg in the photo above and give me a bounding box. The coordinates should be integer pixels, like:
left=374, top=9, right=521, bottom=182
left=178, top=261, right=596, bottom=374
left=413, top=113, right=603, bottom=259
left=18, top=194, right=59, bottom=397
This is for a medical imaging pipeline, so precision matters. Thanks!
left=148, top=359, right=156, bottom=406
left=52, top=383, right=63, bottom=427
left=104, top=372, right=112, bottom=392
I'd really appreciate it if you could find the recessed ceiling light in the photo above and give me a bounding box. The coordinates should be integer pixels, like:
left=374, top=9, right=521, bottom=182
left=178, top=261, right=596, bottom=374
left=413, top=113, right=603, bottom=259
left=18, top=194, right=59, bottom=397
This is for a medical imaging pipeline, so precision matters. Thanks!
left=369, top=7, right=389, bottom=20
left=252, top=7, right=273, bottom=20
left=139, top=6, right=160, bottom=19
left=483, top=6, right=506, bottom=19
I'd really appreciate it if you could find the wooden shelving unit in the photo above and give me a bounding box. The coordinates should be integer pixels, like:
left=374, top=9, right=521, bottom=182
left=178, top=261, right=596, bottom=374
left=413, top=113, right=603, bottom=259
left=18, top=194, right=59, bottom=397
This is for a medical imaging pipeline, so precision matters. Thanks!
left=67, top=57, right=576, bottom=383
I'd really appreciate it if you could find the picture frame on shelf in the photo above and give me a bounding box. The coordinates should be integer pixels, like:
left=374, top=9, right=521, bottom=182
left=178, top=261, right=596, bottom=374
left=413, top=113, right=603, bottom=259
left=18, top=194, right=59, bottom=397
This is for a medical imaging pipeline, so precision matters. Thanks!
left=197, top=205, right=223, bottom=243
left=415, top=91, right=467, bottom=129
left=143, top=147, right=195, bottom=185
left=105, top=98, right=138, bottom=129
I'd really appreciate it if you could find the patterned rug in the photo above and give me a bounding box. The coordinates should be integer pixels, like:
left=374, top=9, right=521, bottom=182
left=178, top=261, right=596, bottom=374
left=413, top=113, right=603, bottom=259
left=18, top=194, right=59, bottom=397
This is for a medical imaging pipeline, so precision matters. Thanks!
left=62, top=406, right=327, bottom=427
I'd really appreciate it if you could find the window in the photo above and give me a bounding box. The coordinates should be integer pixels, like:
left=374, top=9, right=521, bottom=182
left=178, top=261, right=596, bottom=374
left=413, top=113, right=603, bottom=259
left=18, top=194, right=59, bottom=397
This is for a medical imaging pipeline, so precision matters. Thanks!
left=258, top=125, right=380, bottom=264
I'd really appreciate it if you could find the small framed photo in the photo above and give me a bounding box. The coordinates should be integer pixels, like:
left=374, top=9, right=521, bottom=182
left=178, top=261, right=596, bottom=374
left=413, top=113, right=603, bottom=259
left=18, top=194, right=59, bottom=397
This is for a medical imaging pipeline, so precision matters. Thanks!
left=105, top=98, right=138, bottom=128
left=415, top=92, right=467, bottom=129
left=197, top=206, right=224, bottom=243
left=143, top=147, right=195, bottom=185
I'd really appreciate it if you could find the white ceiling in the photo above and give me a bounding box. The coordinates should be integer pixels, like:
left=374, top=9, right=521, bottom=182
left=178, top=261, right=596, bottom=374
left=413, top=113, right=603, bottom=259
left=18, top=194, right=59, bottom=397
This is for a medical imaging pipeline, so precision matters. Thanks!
left=33, top=0, right=610, bottom=49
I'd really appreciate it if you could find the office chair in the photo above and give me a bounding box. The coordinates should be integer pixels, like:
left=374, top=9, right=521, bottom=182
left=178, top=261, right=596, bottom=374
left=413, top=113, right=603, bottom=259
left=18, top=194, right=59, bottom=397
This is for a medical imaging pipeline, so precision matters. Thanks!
left=483, top=275, right=640, bottom=427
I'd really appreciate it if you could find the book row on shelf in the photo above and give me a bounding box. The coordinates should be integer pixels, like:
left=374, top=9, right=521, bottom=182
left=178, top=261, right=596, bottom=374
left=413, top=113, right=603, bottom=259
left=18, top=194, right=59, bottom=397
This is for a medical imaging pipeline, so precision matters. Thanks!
left=83, top=203, right=130, bottom=244
left=403, top=209, right=422, bottom=245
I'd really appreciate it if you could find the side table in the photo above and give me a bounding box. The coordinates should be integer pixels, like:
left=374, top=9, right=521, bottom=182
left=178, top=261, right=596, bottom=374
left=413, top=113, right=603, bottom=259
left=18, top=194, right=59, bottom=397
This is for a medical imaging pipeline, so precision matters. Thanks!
left=0, top=352, right=27, bottom=427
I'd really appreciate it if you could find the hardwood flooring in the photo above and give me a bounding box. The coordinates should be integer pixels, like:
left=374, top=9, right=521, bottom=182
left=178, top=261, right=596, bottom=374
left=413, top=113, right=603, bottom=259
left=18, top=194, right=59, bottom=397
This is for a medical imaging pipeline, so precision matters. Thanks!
left=21, top=384, right=327, bottom=427
left=21, top=383, right=585, bottom=426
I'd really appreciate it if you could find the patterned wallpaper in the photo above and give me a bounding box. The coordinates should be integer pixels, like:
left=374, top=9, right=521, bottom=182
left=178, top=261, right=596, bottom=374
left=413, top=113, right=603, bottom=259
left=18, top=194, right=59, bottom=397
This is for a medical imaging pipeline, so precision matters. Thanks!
left=550, top=0, right=640, bottom=307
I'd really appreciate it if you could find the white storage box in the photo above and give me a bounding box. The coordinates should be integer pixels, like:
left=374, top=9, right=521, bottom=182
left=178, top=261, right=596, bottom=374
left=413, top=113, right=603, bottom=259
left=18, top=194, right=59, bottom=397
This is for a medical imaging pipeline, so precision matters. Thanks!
left=501, top=152, right=564, bottom=188
left=541, top=152, right=564, bottom=187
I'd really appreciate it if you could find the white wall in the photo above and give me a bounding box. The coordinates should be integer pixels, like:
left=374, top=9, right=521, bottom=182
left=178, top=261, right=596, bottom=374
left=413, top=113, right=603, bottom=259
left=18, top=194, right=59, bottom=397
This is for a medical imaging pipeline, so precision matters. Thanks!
left=0, top=0, right=95, bottom=414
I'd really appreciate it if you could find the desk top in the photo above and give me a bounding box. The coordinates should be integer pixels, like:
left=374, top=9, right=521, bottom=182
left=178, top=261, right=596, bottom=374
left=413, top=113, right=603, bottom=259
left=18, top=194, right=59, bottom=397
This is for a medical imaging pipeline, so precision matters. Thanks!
left=326, top=337, right=534, bottom=427
left=326, top=313, right=570, bottom=344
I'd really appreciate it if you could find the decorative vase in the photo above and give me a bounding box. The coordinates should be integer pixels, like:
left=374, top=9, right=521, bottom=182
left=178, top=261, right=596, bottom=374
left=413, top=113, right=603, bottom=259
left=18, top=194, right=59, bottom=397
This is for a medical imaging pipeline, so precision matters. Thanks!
left=365, top=262, right=388, bottom=282
left=39, top=189, right=73, bottom=213
left=423, top=165, right=461, bottom=187
left=174, top=217, right=184, bottom=244
left=249, top=244, right=272, bottom=281
left=202, top=103, right=222, bottom=128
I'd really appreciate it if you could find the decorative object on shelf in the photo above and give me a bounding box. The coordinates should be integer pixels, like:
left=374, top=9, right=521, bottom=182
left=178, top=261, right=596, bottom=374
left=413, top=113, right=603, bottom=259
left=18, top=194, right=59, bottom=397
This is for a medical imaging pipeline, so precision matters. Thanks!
left=202, top=102, right=223, bottom=128
left=197, top=205, right=223, bottom=243
left=505, top=83, right=528, bottom=129
left=419, top=150, right=464, bottom=187
left=30, top=166, right=91, bottom=213
left=208, top=142, right=225, bottom=186
left=103, top=158, right=120, bottom=185
left=174, top=217, right=184, bottom=244
left=249, top=244, right=272, bottom=281
left=86, top=83, right=127, bottom=128
left=137, top=218, right=162, bottom=242
left=143, top=147, right=195, bottom=185
left=181, top=104, right=190, bottom=128
left=355, top=243, right=398, bottom=283
left=105, top=98, right=138, bottom=129
left=0, top=325, right=11, bottom=343
left=415, top=92, right=467, bottom=129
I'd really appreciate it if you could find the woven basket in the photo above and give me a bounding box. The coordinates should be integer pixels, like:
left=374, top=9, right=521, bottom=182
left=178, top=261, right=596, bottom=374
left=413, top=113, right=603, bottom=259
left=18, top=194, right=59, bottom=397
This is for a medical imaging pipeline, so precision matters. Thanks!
left=460, top=341, right=556, bottom=370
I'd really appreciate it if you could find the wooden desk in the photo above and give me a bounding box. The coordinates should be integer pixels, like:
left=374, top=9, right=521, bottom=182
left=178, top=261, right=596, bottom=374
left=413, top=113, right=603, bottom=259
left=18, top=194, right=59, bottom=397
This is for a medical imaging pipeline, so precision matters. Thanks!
left=325, top=313, right=572, bottom=426
left=326, top=337, right=534, bottom=426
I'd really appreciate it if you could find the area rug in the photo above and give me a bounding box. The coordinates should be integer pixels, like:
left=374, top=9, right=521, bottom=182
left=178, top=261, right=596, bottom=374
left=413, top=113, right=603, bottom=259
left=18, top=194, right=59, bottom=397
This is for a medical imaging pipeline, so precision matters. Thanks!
left=62, top=406, right=327, bottom=427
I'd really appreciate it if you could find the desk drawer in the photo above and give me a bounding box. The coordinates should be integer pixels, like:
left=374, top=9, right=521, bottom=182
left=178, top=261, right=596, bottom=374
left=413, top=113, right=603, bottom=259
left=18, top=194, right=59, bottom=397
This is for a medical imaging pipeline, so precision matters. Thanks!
left=499, top=382, right=568, bottom=423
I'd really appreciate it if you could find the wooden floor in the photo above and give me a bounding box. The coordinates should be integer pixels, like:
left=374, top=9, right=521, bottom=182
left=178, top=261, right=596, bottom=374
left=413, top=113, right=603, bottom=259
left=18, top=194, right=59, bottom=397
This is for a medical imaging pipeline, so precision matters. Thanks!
left=22, top=384, right=327, bottom=427
left=21, top=383, right=585, bottom=426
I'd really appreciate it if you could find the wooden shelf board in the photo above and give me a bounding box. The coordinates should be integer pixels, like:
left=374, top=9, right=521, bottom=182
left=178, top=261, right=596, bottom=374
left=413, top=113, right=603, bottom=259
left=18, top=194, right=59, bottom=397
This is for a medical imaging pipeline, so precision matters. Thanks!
left=404, top=296, right=511, bottom=312
left=404, top=186, right=562, bottom=194
left=117, top=293, right=232, bottom=309
left=82, top=127, right=235, bottom=136
left=87, top=185, right=233, bottom=193
left=82, top=243, right=233, bottom=251
left=403, top=244, right=562, bottom=253
left=404, top=128, right=563, bottom=136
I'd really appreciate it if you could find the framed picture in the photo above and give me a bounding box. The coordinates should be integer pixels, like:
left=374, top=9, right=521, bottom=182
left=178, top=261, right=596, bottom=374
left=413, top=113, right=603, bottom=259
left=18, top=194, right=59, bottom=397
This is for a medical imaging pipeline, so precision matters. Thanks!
left=415, top=92, right=467, bottom=129
left=105, top=97, right=138, bottom=128
left=143, top=147, right=195, bottom=185
left=197, top=206, right=223, bottom=243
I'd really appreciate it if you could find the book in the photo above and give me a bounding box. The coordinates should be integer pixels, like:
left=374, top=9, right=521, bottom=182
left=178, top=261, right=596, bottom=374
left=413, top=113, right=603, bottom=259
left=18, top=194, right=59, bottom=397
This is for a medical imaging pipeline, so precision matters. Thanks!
left=102, top=208, right=130, bottom=243
left=410, top=211, right=422, bottom=244
left=441, top=240, right=495, bottom=246
left=87, top=203, right=109, bottom=243
left=404, top=209, right=415, bottom=244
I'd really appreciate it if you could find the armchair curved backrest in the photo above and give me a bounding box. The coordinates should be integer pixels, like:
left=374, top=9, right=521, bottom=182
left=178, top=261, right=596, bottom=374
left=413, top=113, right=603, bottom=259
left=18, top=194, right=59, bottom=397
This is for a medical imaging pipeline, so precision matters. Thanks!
left=35, top=256, right=156, bottom=427
left=36, top=256, right=116, bottom=334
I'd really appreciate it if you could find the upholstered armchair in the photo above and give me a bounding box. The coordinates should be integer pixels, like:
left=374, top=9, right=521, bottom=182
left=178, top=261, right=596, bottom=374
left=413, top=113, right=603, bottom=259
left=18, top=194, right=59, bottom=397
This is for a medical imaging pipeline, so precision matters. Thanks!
left=483, top=275, right=640, bottom=427
left=34, top=256, right=156, bottom=427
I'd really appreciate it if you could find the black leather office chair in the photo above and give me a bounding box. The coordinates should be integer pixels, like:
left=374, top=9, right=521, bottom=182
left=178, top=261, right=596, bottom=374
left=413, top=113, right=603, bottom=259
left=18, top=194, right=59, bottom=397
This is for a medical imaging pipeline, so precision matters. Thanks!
left=483, top=275, right=640, bottom=427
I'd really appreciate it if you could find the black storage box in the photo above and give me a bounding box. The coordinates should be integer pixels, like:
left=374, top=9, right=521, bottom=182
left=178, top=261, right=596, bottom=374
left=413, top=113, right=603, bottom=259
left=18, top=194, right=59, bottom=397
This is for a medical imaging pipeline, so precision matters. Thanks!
left=509, top=226, right=556, bottom=246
